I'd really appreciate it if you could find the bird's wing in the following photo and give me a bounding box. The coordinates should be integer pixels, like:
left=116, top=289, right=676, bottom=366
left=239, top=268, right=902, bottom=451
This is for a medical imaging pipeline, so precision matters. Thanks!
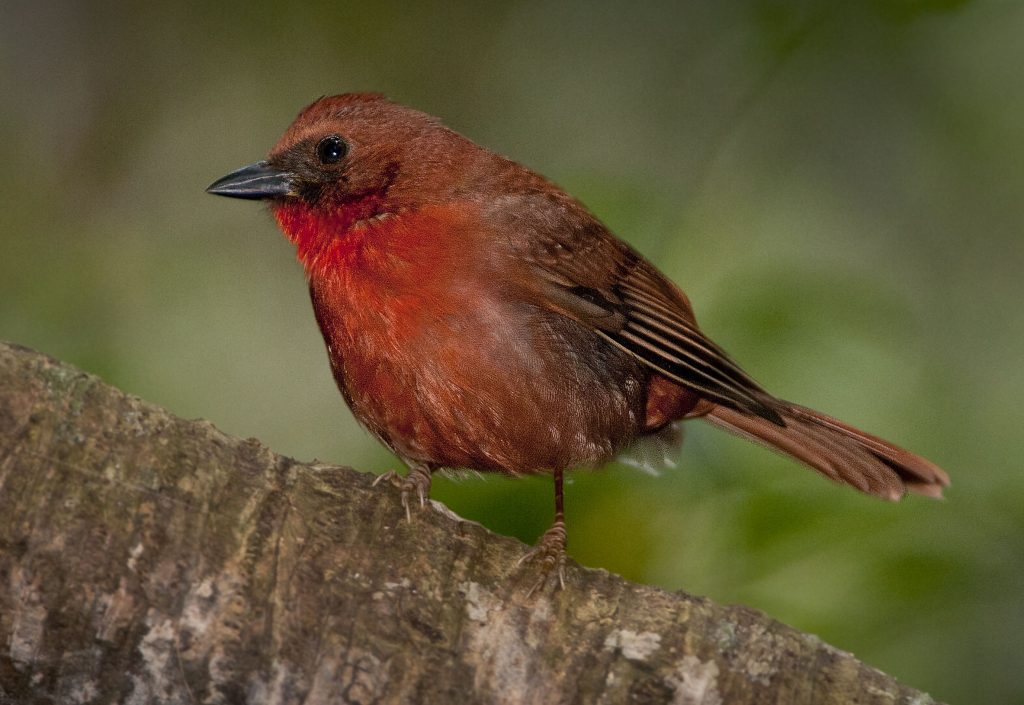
left=520, top=215, right=784, bottom=425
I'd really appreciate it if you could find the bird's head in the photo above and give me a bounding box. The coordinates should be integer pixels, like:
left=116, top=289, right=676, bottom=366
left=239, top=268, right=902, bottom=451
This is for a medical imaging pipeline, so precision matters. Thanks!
left=207, top=93, right=488, bottom=226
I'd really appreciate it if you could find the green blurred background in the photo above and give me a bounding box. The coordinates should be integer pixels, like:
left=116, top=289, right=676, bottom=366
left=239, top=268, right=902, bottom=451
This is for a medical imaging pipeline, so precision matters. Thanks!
left=2, top=1, right=1020, bottom=702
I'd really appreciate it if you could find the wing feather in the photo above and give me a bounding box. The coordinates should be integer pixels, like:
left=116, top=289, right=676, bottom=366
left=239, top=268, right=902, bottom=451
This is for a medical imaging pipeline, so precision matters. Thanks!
left=521, top=215, right=783, bottom=425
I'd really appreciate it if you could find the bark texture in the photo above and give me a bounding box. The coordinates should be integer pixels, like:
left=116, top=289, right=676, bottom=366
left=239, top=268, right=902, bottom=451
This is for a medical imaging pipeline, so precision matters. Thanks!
left=0, top=341, right=941, bottom=705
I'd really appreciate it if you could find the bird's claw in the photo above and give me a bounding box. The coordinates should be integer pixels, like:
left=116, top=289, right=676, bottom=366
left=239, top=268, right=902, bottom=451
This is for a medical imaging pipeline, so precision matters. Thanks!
left=517, top=521, right=568, bottom=596
left=372, top=470, right=402, bottom=489
left=372, top=467, right=431, bottom=522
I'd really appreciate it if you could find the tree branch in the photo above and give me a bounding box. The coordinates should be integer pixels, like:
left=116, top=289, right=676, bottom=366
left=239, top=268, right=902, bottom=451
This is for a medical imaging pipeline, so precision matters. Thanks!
left=0, top=341, right=940, bottom=704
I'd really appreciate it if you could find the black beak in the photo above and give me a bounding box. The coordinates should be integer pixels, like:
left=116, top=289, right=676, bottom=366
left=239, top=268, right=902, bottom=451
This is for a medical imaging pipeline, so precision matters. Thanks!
left=206, top=160, right=296, bottom=200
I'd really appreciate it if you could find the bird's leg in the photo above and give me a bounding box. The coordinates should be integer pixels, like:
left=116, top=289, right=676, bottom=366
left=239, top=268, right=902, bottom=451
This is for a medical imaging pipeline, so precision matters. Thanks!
left=372, top=462, right=433, bottom=522
left=517, top=468, right=568, bottom=595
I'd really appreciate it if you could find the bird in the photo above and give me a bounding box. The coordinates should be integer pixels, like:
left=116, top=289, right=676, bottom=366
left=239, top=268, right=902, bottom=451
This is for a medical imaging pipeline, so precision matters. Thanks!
left=207, top=93, right=949, bottom=590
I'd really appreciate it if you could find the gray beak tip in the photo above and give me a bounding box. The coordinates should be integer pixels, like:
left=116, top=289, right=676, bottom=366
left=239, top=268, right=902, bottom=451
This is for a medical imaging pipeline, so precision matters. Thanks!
left=207, top=160, right=296, bottom=200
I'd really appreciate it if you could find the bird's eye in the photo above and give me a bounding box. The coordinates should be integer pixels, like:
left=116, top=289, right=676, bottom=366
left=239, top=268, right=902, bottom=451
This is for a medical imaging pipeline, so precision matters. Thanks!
left=316, top=135, right=347, bottom=165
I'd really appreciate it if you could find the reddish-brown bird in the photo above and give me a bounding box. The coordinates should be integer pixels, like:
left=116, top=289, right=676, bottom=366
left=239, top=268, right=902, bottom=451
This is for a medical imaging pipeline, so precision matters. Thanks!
left=208, top=93, right=949, bottom=587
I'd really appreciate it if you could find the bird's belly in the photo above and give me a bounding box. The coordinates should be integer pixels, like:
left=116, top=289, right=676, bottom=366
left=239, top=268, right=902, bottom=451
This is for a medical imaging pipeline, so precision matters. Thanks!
left=315, top=286, right=646, bottom=474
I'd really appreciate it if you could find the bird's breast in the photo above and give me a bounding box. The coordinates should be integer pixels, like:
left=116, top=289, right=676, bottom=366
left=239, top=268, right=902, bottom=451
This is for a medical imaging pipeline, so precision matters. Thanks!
left=301, top=205, right=648, bottom=473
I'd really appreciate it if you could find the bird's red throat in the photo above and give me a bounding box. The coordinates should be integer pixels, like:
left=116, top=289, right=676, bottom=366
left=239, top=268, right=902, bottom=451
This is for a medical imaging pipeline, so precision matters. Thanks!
left=273, top=193, right=389, bottom=279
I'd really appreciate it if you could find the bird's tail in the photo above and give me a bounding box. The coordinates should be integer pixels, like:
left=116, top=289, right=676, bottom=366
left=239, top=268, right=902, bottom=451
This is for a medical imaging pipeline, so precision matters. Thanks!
left=703, top=401, right=949, bottom=500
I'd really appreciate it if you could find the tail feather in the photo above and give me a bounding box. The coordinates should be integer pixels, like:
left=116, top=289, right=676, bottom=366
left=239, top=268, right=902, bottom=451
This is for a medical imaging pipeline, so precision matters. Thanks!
left=704, top=401, right=949, bottom=501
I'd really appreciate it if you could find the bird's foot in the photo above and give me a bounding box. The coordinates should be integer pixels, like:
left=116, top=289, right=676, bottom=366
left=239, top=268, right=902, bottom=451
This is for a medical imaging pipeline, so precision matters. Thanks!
left=516, top=519, right=568, bottom=596
left=372, top=465, right=432, bottom=522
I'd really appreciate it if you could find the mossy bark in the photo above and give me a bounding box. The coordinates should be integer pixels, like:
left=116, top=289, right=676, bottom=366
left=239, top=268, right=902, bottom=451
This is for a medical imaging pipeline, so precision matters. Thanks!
left=0, top=342, right=941, bottom=704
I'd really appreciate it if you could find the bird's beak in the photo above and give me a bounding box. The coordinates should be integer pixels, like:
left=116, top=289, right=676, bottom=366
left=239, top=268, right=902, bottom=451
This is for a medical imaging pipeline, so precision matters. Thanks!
left=206, top=160, right=296, bottom=200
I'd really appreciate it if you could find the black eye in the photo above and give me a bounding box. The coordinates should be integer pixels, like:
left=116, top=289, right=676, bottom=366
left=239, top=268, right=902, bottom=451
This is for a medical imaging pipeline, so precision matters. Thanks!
left=316, top=135, right=347, bottom=164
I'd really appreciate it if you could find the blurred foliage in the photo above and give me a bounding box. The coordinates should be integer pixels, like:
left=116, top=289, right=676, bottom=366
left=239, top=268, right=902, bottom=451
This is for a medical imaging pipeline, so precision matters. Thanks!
left=1, top=1, right=1021, bottom=702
